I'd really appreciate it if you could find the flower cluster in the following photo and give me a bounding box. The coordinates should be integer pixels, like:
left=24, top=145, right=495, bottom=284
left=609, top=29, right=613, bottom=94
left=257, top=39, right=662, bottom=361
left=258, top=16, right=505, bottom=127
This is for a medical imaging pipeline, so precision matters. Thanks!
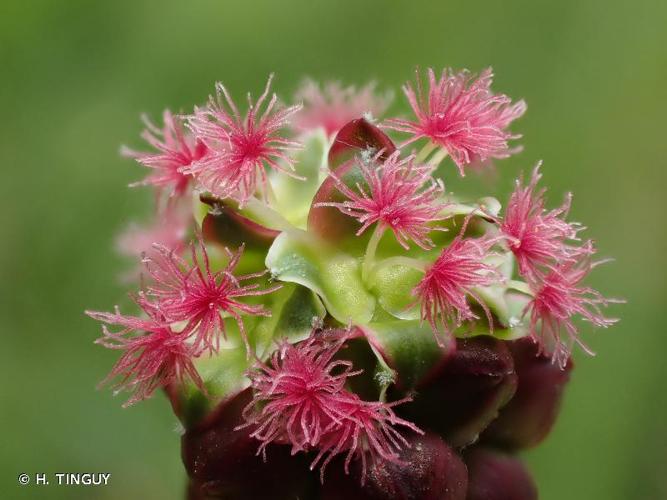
left=88, top=67, right=622, bottom=494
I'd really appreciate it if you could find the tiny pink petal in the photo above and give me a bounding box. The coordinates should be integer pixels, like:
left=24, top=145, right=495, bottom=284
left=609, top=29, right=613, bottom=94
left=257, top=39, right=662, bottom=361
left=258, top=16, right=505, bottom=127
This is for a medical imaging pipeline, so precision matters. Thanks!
left=241, top=330, right=420, bottom=484
left=242, top=332, right=358, bottom=457
left=312, top=395, right=422, bottom=485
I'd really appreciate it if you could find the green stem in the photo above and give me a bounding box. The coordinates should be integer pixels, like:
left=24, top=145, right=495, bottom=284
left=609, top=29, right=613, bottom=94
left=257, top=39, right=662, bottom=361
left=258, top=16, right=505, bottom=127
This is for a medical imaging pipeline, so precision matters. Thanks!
left=428, top=147, right=449, bottom=167
left=362, top=225, right=385, bottom=283
left=415, top=141, right=437, bottom=163
left=262, top=177, right=279, bottom=209
left=367, top=341, right=396, bottom=403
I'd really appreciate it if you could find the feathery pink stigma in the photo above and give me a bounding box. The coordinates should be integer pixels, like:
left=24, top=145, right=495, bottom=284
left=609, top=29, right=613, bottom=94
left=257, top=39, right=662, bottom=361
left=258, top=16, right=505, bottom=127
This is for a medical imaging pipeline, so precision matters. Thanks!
left=242, top=332, right=358, bottom=456
left=143, top=238, right=281, bottom=354
left=184, top=75, right=302, bottom=206
left=316, top=150, right=445, bottom=249
left=242, top=330, right=420, bottom=484
left=383, top=68, right=526, bottom=175
left=526, top=255, right=621, bottom=368
left=501, top=164, right=590, bottom=280
left=86, top=299, right=203, bottom=407
left=312, top=395, right=421, bottom=484
left=414, top=225, right=503, bottom=341
left=293, top=80, right=390, bottom=136
left=123, top=110, right=207, bottom=197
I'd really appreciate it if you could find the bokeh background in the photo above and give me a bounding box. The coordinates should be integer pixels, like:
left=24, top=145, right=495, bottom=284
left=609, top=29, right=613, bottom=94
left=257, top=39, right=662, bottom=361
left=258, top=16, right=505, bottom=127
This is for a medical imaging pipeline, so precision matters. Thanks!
left=2, top=0, right=665, bottom=498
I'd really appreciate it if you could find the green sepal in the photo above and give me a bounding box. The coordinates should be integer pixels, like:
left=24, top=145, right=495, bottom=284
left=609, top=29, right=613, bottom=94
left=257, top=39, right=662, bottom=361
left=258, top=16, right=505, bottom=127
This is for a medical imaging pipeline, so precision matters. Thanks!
left=253, top=283, right=326, bottom=358
left=360, top=320, right=448, bottom=389
left=180, top=342, right=250, bottom=428
left=370, top=264, right=422, bottom=321
left=456, top=289, right=531, bottom=341
left=270, top=130, right=329, bottom=228
left=266, top=230, right=376, bottom=325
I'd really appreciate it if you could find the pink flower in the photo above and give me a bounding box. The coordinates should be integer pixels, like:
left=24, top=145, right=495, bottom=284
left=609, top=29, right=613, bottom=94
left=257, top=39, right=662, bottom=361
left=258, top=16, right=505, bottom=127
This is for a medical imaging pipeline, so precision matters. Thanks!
left=413, top=224, right=503, bottom=341
left=312, top=395, right=421, bottom=484
left=293, top=80, right=390, bottom=136
left=242, top=330, right=420, bottom=483
left=383, top=68, right=526, bottom=175
left=184, top=75, right=302, bottom=206
left=242, top=332, right=357, bottom=456
left=316, top=150, right=445, bottom=249
left=116, top=205, right=190, bottom=261
left=123, top=110, right=208, bottom=197
left=142, top=237, right=281, bottom=354
left=86, top=299, right=204, bottom=407
left=526, top=255, right=621, bottom=368
left=500, top=164, right=591, bottom=280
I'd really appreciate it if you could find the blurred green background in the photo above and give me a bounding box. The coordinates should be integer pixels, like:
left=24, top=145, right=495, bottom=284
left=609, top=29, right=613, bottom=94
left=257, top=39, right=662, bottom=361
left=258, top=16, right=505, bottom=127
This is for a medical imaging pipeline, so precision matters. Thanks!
left=1, top=0, right=665, bottom=498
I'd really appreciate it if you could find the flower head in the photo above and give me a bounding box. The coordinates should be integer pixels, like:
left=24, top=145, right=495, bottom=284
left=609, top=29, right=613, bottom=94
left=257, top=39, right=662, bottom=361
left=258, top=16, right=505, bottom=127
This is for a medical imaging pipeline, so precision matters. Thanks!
left=501, top=164, right=590, bottom=279
left=123, top=110, right=208, bottom=197
left=316, top=150, right=445, bottom=249
left=293, top=80, right=390, bottom=136
left=86, top=299, right=203, bottom=407
left=526, top=254, right=621, bottom=368
left=383, top=68, right=526, bottom=175
left=242, top=330, right=420, bottom=483
left=143, top=237, right=281, bottom=354
left=184, top=75, right=302, bottom=206
left=414, top=223, right=503, bottom=341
